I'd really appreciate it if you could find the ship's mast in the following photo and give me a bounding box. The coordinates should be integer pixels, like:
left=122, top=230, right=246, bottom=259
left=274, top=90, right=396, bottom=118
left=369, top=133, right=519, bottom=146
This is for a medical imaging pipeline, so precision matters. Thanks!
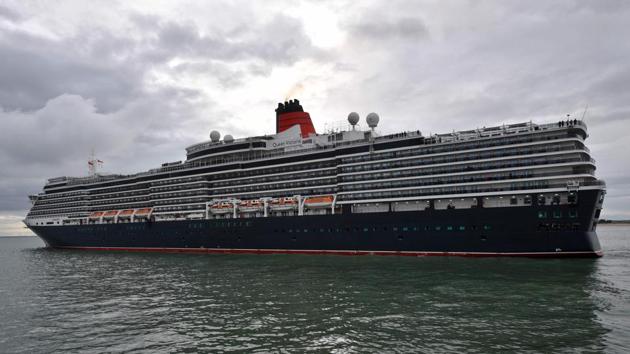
left=87, top=148, right=103, bottom=176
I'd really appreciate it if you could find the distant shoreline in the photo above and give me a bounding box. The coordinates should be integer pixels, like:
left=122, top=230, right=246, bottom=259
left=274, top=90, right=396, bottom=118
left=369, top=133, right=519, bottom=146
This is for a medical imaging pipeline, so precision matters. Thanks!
left=599, top=220, right=630, bottom=225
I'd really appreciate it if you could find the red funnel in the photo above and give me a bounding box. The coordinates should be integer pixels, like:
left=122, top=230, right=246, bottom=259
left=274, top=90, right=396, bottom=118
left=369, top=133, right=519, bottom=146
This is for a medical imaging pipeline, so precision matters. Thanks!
left=275, top=99, right=316, bottom=137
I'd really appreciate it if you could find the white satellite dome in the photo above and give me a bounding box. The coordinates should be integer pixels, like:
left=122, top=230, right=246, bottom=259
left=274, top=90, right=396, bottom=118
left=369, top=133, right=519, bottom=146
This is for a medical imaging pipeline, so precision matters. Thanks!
left=347, top=112, right=360, bottom=126
left=210, top=130, right=221, bottom=142
left=223, top=134, right=234, bottom=143
left=366, top=112, right=380, bottom=129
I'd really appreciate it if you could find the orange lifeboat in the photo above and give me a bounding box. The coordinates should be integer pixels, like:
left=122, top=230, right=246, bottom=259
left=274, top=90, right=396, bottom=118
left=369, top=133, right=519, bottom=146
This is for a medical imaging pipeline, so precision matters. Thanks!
left=269, top=197, right=298, bottom=211
left=88, top=211, right=105, bottom=220
left=239, top=199, right=263, bottom=213
left=134, top=208, right=153, bottom=219
left=304, top=195, right=334, bottom=209
left=210, top=201, right=234, bottom=215
left=117, top=209, right=135, bottom=219
left=102, top=210, right=118, bottom=219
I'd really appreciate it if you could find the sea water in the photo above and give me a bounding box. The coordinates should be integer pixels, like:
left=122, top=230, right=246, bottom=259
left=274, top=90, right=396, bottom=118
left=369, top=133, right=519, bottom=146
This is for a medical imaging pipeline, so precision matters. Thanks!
left=0, top=225, right=628, bottom=353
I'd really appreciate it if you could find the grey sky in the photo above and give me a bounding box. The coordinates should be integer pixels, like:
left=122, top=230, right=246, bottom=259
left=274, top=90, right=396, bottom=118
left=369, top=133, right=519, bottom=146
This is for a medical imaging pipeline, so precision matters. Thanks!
left=1, top=0, right=629, bottom=235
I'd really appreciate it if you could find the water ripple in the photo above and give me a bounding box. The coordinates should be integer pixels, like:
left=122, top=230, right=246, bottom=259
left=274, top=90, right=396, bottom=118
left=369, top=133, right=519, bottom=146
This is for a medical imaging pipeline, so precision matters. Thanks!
left=1, top=227, right=629, bottom=353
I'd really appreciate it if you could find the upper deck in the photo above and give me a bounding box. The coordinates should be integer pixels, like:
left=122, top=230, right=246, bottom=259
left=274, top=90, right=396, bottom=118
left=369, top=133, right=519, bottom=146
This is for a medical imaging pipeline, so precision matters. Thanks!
left=42, top=118, right=588, bottom=192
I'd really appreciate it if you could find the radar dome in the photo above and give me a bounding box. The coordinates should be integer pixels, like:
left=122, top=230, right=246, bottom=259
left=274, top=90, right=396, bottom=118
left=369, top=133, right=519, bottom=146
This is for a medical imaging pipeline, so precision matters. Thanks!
left=366, top=112, right=380, bottom=128
left=223, top=134, right=234, bottom=143
left=347, top=112, right=360, bottom=126
left=210, top=130, right=221, bottom=142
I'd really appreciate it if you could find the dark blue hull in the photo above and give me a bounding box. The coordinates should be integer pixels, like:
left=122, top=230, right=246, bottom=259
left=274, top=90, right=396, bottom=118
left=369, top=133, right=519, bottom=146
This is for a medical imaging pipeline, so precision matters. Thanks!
left=30, top=190, right=604, bottom=257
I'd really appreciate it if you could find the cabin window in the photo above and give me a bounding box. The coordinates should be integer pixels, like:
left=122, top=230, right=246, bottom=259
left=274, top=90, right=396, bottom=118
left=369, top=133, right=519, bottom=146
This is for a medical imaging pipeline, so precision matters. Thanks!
left=552, top=195, right=561, bottom=205
left=538, top=211, right=547, bottom=219
left=553, top=211, right=562, bottom=219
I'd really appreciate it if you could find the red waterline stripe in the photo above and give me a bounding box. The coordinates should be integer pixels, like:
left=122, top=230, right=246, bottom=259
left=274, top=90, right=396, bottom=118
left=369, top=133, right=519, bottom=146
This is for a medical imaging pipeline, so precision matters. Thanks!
left=54, top=246, right=603, bottom=258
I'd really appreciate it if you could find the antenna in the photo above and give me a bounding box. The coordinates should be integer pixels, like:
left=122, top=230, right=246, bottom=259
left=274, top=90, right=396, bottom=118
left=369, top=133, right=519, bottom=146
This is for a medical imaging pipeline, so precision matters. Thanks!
left=88, top=148, right=103, bottom=176
left=581, top=104, right=589, bottom=122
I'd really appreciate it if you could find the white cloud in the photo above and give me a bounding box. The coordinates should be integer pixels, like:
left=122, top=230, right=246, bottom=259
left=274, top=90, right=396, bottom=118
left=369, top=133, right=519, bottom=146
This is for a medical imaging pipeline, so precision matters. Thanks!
left=0, top=214, right=31, bottom=236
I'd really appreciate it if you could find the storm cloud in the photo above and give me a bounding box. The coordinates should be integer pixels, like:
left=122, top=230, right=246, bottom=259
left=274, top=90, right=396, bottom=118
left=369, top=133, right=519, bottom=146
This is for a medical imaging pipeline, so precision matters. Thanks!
left=1, top=0, right=629, bottom=235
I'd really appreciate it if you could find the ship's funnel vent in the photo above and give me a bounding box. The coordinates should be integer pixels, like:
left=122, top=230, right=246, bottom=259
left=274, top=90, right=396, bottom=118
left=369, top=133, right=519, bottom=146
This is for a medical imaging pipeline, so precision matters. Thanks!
left=275, top=99, right=316, bottom=137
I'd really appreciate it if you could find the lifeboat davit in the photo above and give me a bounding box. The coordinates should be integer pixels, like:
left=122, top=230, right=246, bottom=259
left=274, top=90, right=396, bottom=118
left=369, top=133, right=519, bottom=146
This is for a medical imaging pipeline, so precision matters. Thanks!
left=210, top=201, right=234, bottom=214
left=269, top=197, right=298, bottom=211
left=304, top=195, right=334, bottom=209
left=239, top=199, right=264, bottom=213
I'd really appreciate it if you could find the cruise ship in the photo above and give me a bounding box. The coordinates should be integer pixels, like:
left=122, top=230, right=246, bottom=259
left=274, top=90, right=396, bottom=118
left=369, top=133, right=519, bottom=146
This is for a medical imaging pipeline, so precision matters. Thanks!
left=25, top=99, right=606, bottom=257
